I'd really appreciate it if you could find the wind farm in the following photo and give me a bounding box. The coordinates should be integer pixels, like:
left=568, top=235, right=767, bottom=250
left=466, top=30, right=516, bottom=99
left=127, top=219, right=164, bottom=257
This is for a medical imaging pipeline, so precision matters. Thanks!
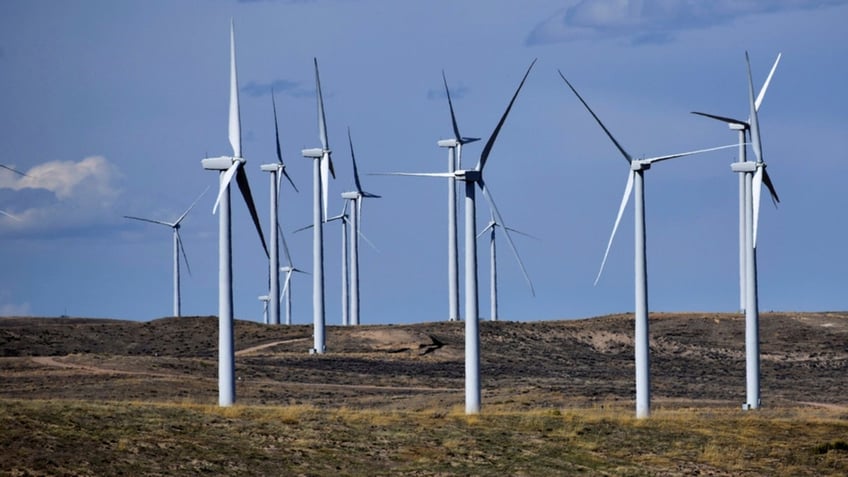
left=2, top=2, right=848, bottom=473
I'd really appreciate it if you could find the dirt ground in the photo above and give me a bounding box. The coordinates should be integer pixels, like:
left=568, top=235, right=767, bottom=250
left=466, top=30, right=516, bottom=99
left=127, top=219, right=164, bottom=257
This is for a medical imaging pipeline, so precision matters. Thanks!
left=1, top=312, right=846, bottom=411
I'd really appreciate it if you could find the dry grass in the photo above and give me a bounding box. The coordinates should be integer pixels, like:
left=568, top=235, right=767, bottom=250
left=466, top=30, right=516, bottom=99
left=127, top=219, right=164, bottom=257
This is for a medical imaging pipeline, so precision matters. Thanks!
left=2, top=399, right=847, bottom=476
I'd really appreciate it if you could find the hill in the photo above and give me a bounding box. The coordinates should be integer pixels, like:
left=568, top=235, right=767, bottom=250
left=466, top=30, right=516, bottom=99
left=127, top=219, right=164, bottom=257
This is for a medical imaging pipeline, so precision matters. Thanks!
left=1, top=312, right=847, bottom=475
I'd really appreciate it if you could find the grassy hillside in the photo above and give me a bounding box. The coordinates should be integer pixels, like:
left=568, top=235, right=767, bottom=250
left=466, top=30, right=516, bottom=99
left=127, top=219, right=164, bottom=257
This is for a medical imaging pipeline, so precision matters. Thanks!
left=1, top=400, right=847, bottom=476
left=1, top=312, right=847, bottom=475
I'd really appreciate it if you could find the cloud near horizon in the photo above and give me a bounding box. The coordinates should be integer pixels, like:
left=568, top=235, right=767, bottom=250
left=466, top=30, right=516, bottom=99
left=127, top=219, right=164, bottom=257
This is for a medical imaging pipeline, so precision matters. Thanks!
left=0, top=156, right=123, bottom=237
left=527, top=0, right=848, bottom=45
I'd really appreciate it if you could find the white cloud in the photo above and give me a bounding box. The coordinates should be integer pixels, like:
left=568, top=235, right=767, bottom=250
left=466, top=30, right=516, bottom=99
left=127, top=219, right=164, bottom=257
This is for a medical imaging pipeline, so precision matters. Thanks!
left=0, top=156, right=123, bottom=236
left=527, top=0, right=848, bottom=45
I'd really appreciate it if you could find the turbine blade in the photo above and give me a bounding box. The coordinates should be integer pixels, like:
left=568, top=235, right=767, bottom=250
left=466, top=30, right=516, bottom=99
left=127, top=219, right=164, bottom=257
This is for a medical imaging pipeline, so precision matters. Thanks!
left=752, top=166, right=762, bottom=247
left=762, top=167, right=780, bottom=207
left=228, top=21, right=241, bottom=158
left=282, top=168, right=298, bottom=193
left=595, top=170, right=634, bottom=286
left=314, top=57, right=329, bottom=151
left=370, top=171, right=454, bottom=178
left=479, top=181, right=535, bottom=296
left=478, top=59, right=536, bottom=171
left=0, top=210, right=18, bottom=221
left=746, top=52, right=763, bottom=164
left=358, top=229, right=380, bottom=253
left=755, top=52, right=782, bottom=112
left=442, top=70, right=463, bottom=142
left=177, top=229, right=192, bottom=277
left=503, top=225, right=540, bottom=240
left=642, top=144, right=738, bottom=165
left=281, top=271, right=293, bottom=303
left=123, top=215, right=171, bottom=227
left=175, top=185, right=210, bottom=225
left=348, top=127, right=365, bottom=193
left=559, top=70, right=632, bottom=164
left=279, top=223, right=293, bottom=266
left=212, top=161, right=240, bottom=214
left=235, top=166, right=269, bottom=257
left=272, top=89, right=283, bottom=164
left=691, top=111, right=748, bottom=127
left=0, top=164, right=26, bottom=177
left=321, top=155, right=330, bottom=221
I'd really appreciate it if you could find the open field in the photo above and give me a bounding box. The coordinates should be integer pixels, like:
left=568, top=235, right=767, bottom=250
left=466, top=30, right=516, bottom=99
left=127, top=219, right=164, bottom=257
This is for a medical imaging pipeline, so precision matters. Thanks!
left=1, top=312, right=847, bottom=475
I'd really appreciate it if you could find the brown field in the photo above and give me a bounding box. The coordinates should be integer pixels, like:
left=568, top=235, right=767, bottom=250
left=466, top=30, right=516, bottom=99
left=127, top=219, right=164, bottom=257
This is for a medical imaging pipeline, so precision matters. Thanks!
left=1, top=312, right=847, bottom=475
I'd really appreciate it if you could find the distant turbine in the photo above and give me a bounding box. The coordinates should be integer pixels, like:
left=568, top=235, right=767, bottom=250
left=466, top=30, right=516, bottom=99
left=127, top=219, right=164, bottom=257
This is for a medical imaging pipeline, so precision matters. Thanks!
left=279, top=224, right=306, bottom=326
left=477, top=209, right=536, bottom=321
left=301, top=58, right=336, bottom=354
left=123, top=186, right=209, bottom=317
left=340, top=128, right=380, bottom=326
left=201, top=21, right=269, bottom=407
left=692, top=53, right=781, bottom=314
left=261, top=90, right=298, bottom=325
left=438, top=71, right=480, bottom=322
left=377, top=60, right=536, bottom=414
left=258, top=294, right=270, bottom=324
left=560, top=70, right=735, bottom=419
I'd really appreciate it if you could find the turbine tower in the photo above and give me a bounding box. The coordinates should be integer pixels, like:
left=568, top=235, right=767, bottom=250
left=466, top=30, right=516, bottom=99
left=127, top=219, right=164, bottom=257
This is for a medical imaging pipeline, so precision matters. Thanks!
left=340, top=127, right=380, bottom=326
left=261, top=90, right=298, bottom=325
left=438, top=71, right=480, bottom=322
left=301, top=58, right=335, bottom=354
left=378, top=60, right=536, bottom=414
left=692, top=53, right=781, bottom=314
left=560, top=71, right=735, bottom=419
left=123, top=186, right=208, bottom=317
left=201, top=21, right=268, bottom=406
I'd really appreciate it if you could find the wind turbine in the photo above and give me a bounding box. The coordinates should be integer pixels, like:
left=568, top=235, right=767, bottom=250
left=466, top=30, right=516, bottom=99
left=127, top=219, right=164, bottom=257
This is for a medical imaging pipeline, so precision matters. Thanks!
left=258, top=294, right=270, bottom=324
left=295, top=203, right=356, bottom=326
left=200, top=21, right=268, bottom=407
left=123, top=186, right=208, bottom=317
left=438, top=71, right=480, bottom=322
left=260, top=90, right=299, bottom=325
left=340, top=127, right=380, bottom=326
left=301, top=58, right=336, bottom=354
left=279, top=224, right=306, bottom=326
left=692, top=53, right=781, bottom=314
left=477, top=209, right=536, bottom=321
left=377, top=60, right=536, bottom=414
left=559, top=71, right=736, bottom=419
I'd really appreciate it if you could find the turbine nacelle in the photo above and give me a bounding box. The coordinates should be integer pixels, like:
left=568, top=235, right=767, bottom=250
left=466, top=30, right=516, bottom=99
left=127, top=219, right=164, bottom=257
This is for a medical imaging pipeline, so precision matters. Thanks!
left=438, top=138, right=460, bottom=148
left=340, top=191, right=360, bottom=200
left=631, top=161, right=651, bottom=172
left=455, top=169, right=481, bottom=182
left=302, top=148, right=325, bottom=159
left=731, top=161, right=758, bottom=173
left=202, top=156, right=244, bottom=171
left=260, top=163, right=283, bottom=173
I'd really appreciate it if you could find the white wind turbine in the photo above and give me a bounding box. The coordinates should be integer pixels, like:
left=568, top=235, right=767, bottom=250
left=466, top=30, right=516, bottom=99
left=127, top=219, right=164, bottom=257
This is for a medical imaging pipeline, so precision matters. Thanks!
left=692, top=53, right=781, bottom=314
left=301, top=58, right=336, bottom=354
left=438, top=71, right=480, bottom=322
left=123, top=186, right=208, bottom=317
left=340, top=127, right=380, bottom=326
left=200, top=21, right=269, bottom=407
left=258, top=294, right=270, bottom=324
left=477, top=209, right=536, bottom=321
left=378, top=60, right=536, bottom=414
left=260, top=90, right=298, bottom=326
left=560, top=71, right=736, bottom=419
left=279, top=224, right=306, bottom=326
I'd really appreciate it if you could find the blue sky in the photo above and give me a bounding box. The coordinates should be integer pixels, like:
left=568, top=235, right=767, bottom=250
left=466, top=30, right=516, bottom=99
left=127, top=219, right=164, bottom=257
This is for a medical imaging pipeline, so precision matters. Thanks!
left=1, top=0, right=846, bottom=324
